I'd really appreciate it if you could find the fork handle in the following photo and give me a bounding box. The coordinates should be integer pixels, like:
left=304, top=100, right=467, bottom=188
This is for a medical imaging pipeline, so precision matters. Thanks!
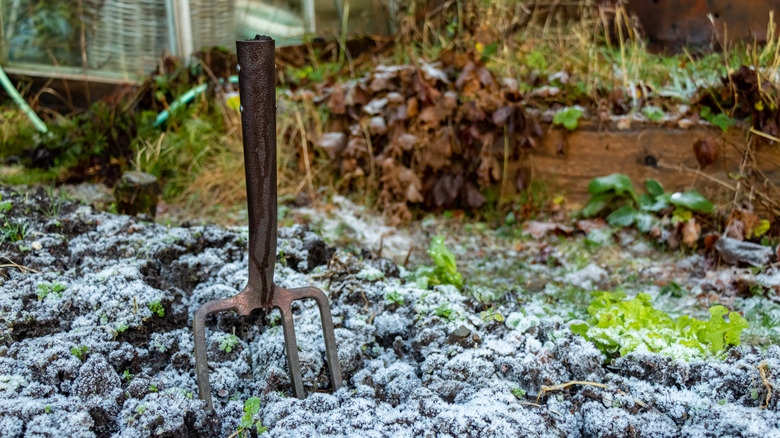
left=237, top=35, right=277, bottom=305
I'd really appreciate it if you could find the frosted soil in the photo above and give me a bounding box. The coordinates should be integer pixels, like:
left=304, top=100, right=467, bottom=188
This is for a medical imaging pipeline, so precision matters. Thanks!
left=1, top=186, right=780, bottom=437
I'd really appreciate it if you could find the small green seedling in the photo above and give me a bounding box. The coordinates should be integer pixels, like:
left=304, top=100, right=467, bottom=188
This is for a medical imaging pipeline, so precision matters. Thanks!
left=149, top=384, right=158, bottom=393
left=433, top=303, right=454, bottom=320
left=147, top=300, right=165, bottom=317
left=36, top=282, right=66, bottom=300
left=237, top=397, right=268, bottom=437
left=643, top=106, right=664, bottom=122
left=70, top=346, right=89, bottom=361
left=122, top=370, right=134, bottom=381
left=219, top=334, right=239, bottom=353
left=0, top=195, right=11, bottom=212
left=480, top=309, right=505, bottom=323
left=384, top=291, right=405, bottom=305
left=44, top=406, right=52, bottom=414
left=553, top=107, right=584, bottom=131
left=511, top=387, right=526, bottom=399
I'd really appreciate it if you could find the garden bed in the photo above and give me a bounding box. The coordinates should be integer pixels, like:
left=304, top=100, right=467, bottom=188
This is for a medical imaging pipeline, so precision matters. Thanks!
left=1, top=186, right=780, bottom=437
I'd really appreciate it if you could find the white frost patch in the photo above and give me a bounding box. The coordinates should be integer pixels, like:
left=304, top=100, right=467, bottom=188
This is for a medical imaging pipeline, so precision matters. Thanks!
left=562, top=263, right=607, bottom=290
left=357, top=265, right=385, bottom=281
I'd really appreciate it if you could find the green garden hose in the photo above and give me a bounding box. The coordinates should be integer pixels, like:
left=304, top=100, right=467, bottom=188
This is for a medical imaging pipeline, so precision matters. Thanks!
left=0, top=64, right=48, bottom=133
left=154, top=75, right=239, bottom=127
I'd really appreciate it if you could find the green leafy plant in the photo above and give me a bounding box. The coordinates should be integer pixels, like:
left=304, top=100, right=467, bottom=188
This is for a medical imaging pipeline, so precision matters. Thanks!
left=0, top=195, right=10, bottom=212
left=70, top=346, right=89, bottom=361
left=149, top=384, right=158, bottom=392
left=0, top=195, right=27, bottom=244
left=553, top=107, right=584, bottom=131
left=582, top=174, right=714, bottom=232
left=219, top=334, right=239, bottom=353
left=384, top=291, right=405, bottom=305
left=147, top=300, right=165, bottom=317
left=36, top=282, right=66, bottom=300
left=700, top=106, right=735, bottom=132
left=433, top=302, right=454, bottom=320
left=643, top=106, right=665, bottom=122
left=571, top=291, right=748, bottom=361
left=122, top=370, right=134, bottom=381
left=237, top=397, right=268, bottom=437
left=412, top=236, right=463, bottom=289
left=511, top=387, right=526, bottom=399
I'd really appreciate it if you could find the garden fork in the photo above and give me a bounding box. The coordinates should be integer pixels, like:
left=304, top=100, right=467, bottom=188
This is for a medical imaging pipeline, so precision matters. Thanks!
left=193, top=35, right=342, bottom=410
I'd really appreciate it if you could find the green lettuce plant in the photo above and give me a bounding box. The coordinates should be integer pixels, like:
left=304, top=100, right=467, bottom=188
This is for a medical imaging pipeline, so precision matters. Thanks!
left=411, top=236, right=463, bottom=289
left=571, top=291, right=748, bottom=361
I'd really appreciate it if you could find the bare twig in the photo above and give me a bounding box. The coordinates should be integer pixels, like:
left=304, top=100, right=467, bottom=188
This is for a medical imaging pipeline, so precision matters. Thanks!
left=0, top=257, right=38, bottom=275
left=536, top=381, right=607, bottom=403
left=758, top=361, right=774, bottom=409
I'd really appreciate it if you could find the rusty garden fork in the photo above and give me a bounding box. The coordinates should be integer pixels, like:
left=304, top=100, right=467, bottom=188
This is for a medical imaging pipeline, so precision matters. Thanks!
left=192, top=35, right=342, bottom=410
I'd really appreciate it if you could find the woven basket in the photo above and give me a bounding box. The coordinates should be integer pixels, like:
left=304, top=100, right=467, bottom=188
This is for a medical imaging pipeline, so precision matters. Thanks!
left=86, top=0, right=168, bottom=75
left=189, top=0, right=236, bottom=52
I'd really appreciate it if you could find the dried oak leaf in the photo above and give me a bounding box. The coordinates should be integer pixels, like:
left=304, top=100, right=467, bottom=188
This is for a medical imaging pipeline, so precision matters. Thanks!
left=368, top=117, right=388, bottom=136
left=681, top=219, right=701, bottom=247
left=493, top=106, right=513, bottom=126
left=522, top=221, right=574, bottom=239
left=394, top=133, right=418, bottom=152
left=345, top=84, right=370, bottom=107
left=327, top=84, right=346, bottom=114
left=431, top=173, right=464, bottom=207
left=463, top=182, right=486, bottom=209
left=318, top=132, right=347, bottom=159
left=419, top=130, right=453, bottom=172
left=363, top=97, right=388, bottom=115
left=407, top=97, right=419, bottom=118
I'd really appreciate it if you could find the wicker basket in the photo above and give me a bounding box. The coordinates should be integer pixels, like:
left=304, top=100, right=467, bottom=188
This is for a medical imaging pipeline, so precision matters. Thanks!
left=86, top=0, right=168, bottom=76
left=189, top=0, right=236, bottom=52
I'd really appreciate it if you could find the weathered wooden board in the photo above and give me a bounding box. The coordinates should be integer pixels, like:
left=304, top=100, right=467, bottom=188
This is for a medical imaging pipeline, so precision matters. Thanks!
left=523, top=123, right=780, bottom=209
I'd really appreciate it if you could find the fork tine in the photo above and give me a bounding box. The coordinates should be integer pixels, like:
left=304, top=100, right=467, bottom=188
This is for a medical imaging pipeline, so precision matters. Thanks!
left=274, top=287, right=343, bottom=398
left=277, top=300, right=305, bottom=398
left=193, top=297, right=239, bottom=410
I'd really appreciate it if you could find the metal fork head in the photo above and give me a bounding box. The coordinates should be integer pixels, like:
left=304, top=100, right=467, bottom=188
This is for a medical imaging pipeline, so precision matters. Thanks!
left=192, top=35, right=342, bottom=410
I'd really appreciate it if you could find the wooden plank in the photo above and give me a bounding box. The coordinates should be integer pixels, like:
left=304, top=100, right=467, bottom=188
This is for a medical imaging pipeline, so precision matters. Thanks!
left=522, top=123, right=780, bottom=209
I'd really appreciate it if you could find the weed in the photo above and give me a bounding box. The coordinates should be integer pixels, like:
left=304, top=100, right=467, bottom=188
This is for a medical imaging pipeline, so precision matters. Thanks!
left=70, top=346, right=89, bottom=361
left=122, top=370, right=134, bottom=382
left=237, top=397, right=268, bottom=437
left=219, top=334, right=239, bottom=353
left=44, top=406, right=52, bottom=414
left=39, top=186, right=66, bottom=219
left=643, top=106, right=664, bottom=122
left=480, top=308, right=505, bottom=323
left=410, top=236, right=463, bottom=289
left=582, top=174, right=714, bottom=234
left=552, top=108, right=584, bottom=131
left=149, top=384, right=158, bottom=392
left=36, top=282, right=66, bottom=300
left=511, top=387, right=526, bottom=399
left=433, top=302, right=455, bottom=320
left=147, top=300, right=165, bottom=317
left=384, top=291, right=405, bottom=305
left=699, top=106, right=735, bottom=132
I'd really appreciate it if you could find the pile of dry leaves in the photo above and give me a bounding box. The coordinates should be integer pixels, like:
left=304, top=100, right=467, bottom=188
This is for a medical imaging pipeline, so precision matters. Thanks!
left=292, top=50, right=543, bottom=223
